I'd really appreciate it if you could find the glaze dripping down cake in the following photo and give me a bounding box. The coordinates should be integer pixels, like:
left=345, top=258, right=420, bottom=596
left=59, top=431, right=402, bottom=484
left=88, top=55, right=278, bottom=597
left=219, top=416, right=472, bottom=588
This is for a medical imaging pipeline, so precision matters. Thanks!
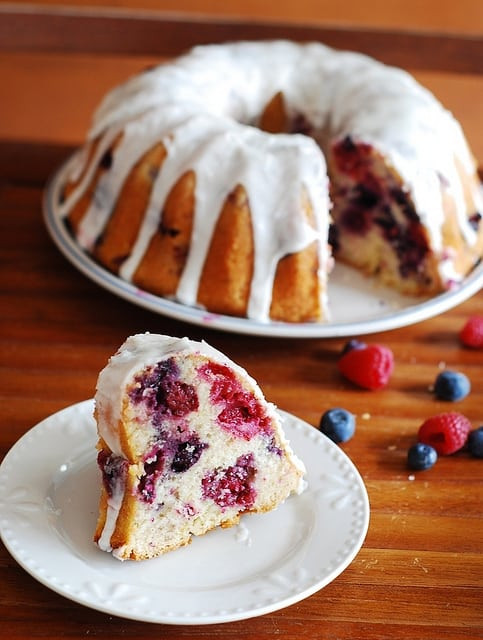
left=57, top=41, right=483, bottom=323
left=94, top=333, right=305, bottom=560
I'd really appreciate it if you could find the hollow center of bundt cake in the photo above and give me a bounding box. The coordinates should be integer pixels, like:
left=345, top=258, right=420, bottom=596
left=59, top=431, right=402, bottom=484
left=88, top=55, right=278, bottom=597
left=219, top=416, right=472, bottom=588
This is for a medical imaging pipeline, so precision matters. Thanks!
left=198, top=362, right=273, bottom=440
left=330, top=135, right=431, bottom=280
left=201, top=453, right=257, bottom=510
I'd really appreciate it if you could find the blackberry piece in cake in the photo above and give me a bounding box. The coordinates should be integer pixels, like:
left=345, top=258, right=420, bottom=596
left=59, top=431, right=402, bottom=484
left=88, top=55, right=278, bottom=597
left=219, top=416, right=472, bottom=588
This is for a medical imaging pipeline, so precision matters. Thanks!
left=94, top=333, right=305, bottom=560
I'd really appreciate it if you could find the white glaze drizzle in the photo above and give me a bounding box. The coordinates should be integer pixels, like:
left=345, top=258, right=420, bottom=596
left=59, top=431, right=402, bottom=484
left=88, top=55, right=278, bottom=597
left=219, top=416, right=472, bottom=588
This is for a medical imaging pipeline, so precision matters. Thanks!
left=60, top=41, right=482, bottom=314
left=97, top=470, right=125, bottom=553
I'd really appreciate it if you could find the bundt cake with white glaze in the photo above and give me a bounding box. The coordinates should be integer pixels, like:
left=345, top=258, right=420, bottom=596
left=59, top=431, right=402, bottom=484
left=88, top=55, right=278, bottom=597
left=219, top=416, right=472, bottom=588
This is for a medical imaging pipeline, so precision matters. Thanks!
left=57, top=41, right=483, bottom=323
left=94, top=333, right=305, bottom=560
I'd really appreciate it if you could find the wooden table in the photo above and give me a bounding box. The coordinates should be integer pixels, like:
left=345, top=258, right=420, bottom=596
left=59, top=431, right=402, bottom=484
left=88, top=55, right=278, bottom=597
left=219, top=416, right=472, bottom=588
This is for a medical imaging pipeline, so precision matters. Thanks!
left=1, top=5, right=482, bottom=639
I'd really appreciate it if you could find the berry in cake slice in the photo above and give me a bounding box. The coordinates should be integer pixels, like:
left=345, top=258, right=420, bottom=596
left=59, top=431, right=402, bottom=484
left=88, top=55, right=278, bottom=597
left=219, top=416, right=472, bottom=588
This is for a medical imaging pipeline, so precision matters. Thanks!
left=94, top=333, right=305, bottom=560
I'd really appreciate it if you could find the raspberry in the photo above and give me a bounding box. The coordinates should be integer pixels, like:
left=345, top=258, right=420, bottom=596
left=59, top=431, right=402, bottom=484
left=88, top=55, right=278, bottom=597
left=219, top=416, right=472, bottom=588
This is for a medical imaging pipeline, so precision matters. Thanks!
left=199, top=362, right=271, bottom=439
left=460, top=316, right=483, bottom=348
left=433, top=370, right=471, bottom=402
left=162, top=380, right=199, bottom=417
left=338, top=343, right=394, bottom=390
left=201, top=454, right=257, bottom=510
left=129, top=359, right=199, bottom=420
left=418, top=412, right=472, bottom=455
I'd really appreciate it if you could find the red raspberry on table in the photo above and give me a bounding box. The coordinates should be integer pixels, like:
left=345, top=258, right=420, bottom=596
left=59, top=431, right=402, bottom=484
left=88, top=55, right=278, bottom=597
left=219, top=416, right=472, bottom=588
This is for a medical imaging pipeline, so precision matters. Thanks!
left=459, top=316, right=483, bottom=348
left=418, top=412, right=472, bottom=455
left=338, top=342, right=394, bottom=390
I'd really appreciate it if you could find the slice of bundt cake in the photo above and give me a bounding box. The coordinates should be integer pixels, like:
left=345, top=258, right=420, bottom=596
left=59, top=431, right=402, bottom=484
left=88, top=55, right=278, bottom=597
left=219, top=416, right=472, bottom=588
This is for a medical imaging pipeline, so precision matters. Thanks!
left=94, top=333, right=305, bottom=560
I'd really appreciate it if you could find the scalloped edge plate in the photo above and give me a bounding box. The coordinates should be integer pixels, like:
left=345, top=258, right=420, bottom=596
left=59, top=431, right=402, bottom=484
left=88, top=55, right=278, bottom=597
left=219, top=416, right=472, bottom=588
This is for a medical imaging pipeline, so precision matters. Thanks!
left=0, top=400, right=369, bottom=625
left=42, top=159, right=483, bottom=338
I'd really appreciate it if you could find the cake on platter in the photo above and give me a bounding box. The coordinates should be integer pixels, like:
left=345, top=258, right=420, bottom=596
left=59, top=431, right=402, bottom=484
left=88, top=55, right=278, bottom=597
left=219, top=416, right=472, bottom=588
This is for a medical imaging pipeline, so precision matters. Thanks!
left=55, top=41, right=483, bottom=323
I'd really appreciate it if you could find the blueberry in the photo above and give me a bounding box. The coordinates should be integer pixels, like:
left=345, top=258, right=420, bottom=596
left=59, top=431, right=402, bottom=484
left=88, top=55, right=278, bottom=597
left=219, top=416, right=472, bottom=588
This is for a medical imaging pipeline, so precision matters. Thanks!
left=341, top=339, right=366, bottom=355
left=407, top=443, right=438, bottom=470
left=434, top=370, right=471, bottom=401
left=171, top=438, right=208, bottom=472
left=468, top=427, right=483, bottom=458
left=319, top=408, right=355, bottom=443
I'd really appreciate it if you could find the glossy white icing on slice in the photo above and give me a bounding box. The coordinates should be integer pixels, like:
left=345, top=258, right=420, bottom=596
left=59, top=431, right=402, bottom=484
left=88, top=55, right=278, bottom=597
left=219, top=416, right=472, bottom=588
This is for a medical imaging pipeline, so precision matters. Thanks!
left=95, top=333, right=281, bottom=456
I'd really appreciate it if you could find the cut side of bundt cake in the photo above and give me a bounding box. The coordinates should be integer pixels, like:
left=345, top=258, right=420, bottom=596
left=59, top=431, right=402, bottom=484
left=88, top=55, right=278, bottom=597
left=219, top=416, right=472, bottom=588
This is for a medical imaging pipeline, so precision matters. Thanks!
left=56, top=41, right=483, bottom=323
left=328, top=136, right=483, bottom=294
left=94, top=333, right=305, bottom=560
left=257, top=73, right=483, bottom=296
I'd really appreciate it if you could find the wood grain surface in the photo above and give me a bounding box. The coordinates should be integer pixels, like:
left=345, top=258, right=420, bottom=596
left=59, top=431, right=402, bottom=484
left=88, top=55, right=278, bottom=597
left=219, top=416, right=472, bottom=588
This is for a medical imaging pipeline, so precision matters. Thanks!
left=0, top=5, right=482, bottom=639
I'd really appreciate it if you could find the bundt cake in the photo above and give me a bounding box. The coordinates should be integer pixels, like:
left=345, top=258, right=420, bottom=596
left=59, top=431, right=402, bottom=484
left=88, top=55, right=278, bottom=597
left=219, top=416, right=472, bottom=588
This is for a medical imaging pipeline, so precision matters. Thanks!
left=94, top=333, right=305, bottom=560
left=57, top=41, right=483, bottom=323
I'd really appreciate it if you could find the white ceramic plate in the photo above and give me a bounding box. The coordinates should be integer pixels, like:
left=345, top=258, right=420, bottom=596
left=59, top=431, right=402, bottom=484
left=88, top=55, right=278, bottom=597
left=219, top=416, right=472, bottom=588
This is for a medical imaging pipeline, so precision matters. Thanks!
left=43, top=161, right=482, bottom=338
left=0, top=400, right=369, bottom=625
